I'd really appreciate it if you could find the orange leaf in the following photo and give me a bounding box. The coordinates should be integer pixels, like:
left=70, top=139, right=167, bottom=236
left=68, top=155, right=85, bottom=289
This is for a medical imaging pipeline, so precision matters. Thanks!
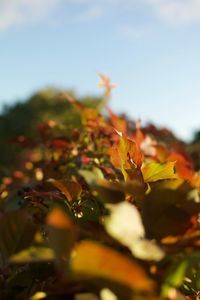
left=70, top=241, right=154, bottom=292
left=175, top=163, right=194, bottom=182
left=46, top=208, right=72, bottom=230
left=168, top=152, right=194, bottom=182
left=119, top=136, right=143, bottom=168
left=108, top=147, right=121, bottom=169
left=109, top=136, right=143, bottom=170
left=49, top=179, right=82, bottom=201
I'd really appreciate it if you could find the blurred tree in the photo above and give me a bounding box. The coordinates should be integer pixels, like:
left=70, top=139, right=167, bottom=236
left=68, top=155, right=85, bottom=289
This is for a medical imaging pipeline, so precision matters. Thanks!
left=0, top=88, right=102, bottom=177
left=191, top=130, right=200, bottom=143
left=187, top=130, right=200, bottom=170
left=1, top=87, right=199, bottom=176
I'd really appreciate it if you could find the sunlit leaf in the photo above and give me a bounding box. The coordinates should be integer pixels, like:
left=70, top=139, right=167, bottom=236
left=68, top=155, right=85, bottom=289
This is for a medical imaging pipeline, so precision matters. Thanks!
left=9, top=247, right=55, bottom=264
left=119, top=136, right=143, bottom=168
left=168, top=152, right=194, bottom=182
left=104, top=202, right=164, bottom=261
left=156, top=177, right=184, bottom=190
left=30, top=291, right=47, bottom=300
left=70, top=241, right=155, bottom=292
left=130, top=239, right=164, bottom=261
left=110, top=137, right=143, bottom=170
left=105, top=202, right=145, bottom=244
left=108, top=147, right=121, bottom=169
left=162, top=260, right=189, bottom=298
left=79, top=167, right=104, bottom=185
left=48, top=179, right=82, bottom=201
left=100, top=288, right=117, bottom=300
left=142, top=161, right=177, bottom=183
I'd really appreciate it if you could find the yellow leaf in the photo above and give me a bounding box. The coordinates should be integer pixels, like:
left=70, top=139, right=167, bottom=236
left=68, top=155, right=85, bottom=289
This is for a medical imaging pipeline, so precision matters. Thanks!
left=9, top=247, right=55, bottom=264
left=30, top=291, right=47, bottom=300
left=142, top=161, right=177, bottom=183
left=119, top=137, right=143, bottom=169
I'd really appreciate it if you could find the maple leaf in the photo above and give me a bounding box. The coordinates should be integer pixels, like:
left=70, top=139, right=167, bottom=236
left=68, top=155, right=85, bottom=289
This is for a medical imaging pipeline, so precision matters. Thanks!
left=109, top=136, right=143, bottom=181
left=98, top=73, right=117, bottom=97
left=110, top=136, right=143, bottom=168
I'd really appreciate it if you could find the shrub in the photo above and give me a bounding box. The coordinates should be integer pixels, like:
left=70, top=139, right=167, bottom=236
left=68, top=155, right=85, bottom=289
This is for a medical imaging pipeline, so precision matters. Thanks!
left=0, top=84, right=199, bottom=300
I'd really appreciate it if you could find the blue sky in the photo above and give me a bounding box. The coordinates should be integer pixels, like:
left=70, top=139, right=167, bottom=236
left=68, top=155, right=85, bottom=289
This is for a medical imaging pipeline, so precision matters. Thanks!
left=0, top=0, right=200, bottom=140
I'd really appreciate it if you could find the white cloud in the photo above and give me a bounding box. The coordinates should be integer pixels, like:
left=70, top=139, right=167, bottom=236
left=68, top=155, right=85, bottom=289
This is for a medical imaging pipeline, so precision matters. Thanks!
left=0, top=0, right=119, bottom=30
left=147, top=0, right=200, bottom=24
left=72, top=0, right=200, bottom=25
left=1, top=0, right=200, bottom=31
left=0, top=0, right=63, bottom=30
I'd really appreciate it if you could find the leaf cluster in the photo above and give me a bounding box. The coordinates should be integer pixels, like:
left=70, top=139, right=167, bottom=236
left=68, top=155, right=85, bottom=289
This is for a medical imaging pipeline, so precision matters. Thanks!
left=0, top=93, right=200, bottom=300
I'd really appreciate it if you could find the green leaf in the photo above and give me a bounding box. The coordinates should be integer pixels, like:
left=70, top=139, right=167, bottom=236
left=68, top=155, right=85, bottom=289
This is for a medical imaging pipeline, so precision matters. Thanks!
left=79, top=167, right=104, bottom=185
left=162, top=260, right=189, bottom=298
left=9, top=246, right=55, bottom=264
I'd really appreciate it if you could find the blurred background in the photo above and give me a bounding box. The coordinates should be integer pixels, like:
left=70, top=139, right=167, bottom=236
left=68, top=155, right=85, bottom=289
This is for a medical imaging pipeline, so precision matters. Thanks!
left=0, top=0, right=200, bottom=140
